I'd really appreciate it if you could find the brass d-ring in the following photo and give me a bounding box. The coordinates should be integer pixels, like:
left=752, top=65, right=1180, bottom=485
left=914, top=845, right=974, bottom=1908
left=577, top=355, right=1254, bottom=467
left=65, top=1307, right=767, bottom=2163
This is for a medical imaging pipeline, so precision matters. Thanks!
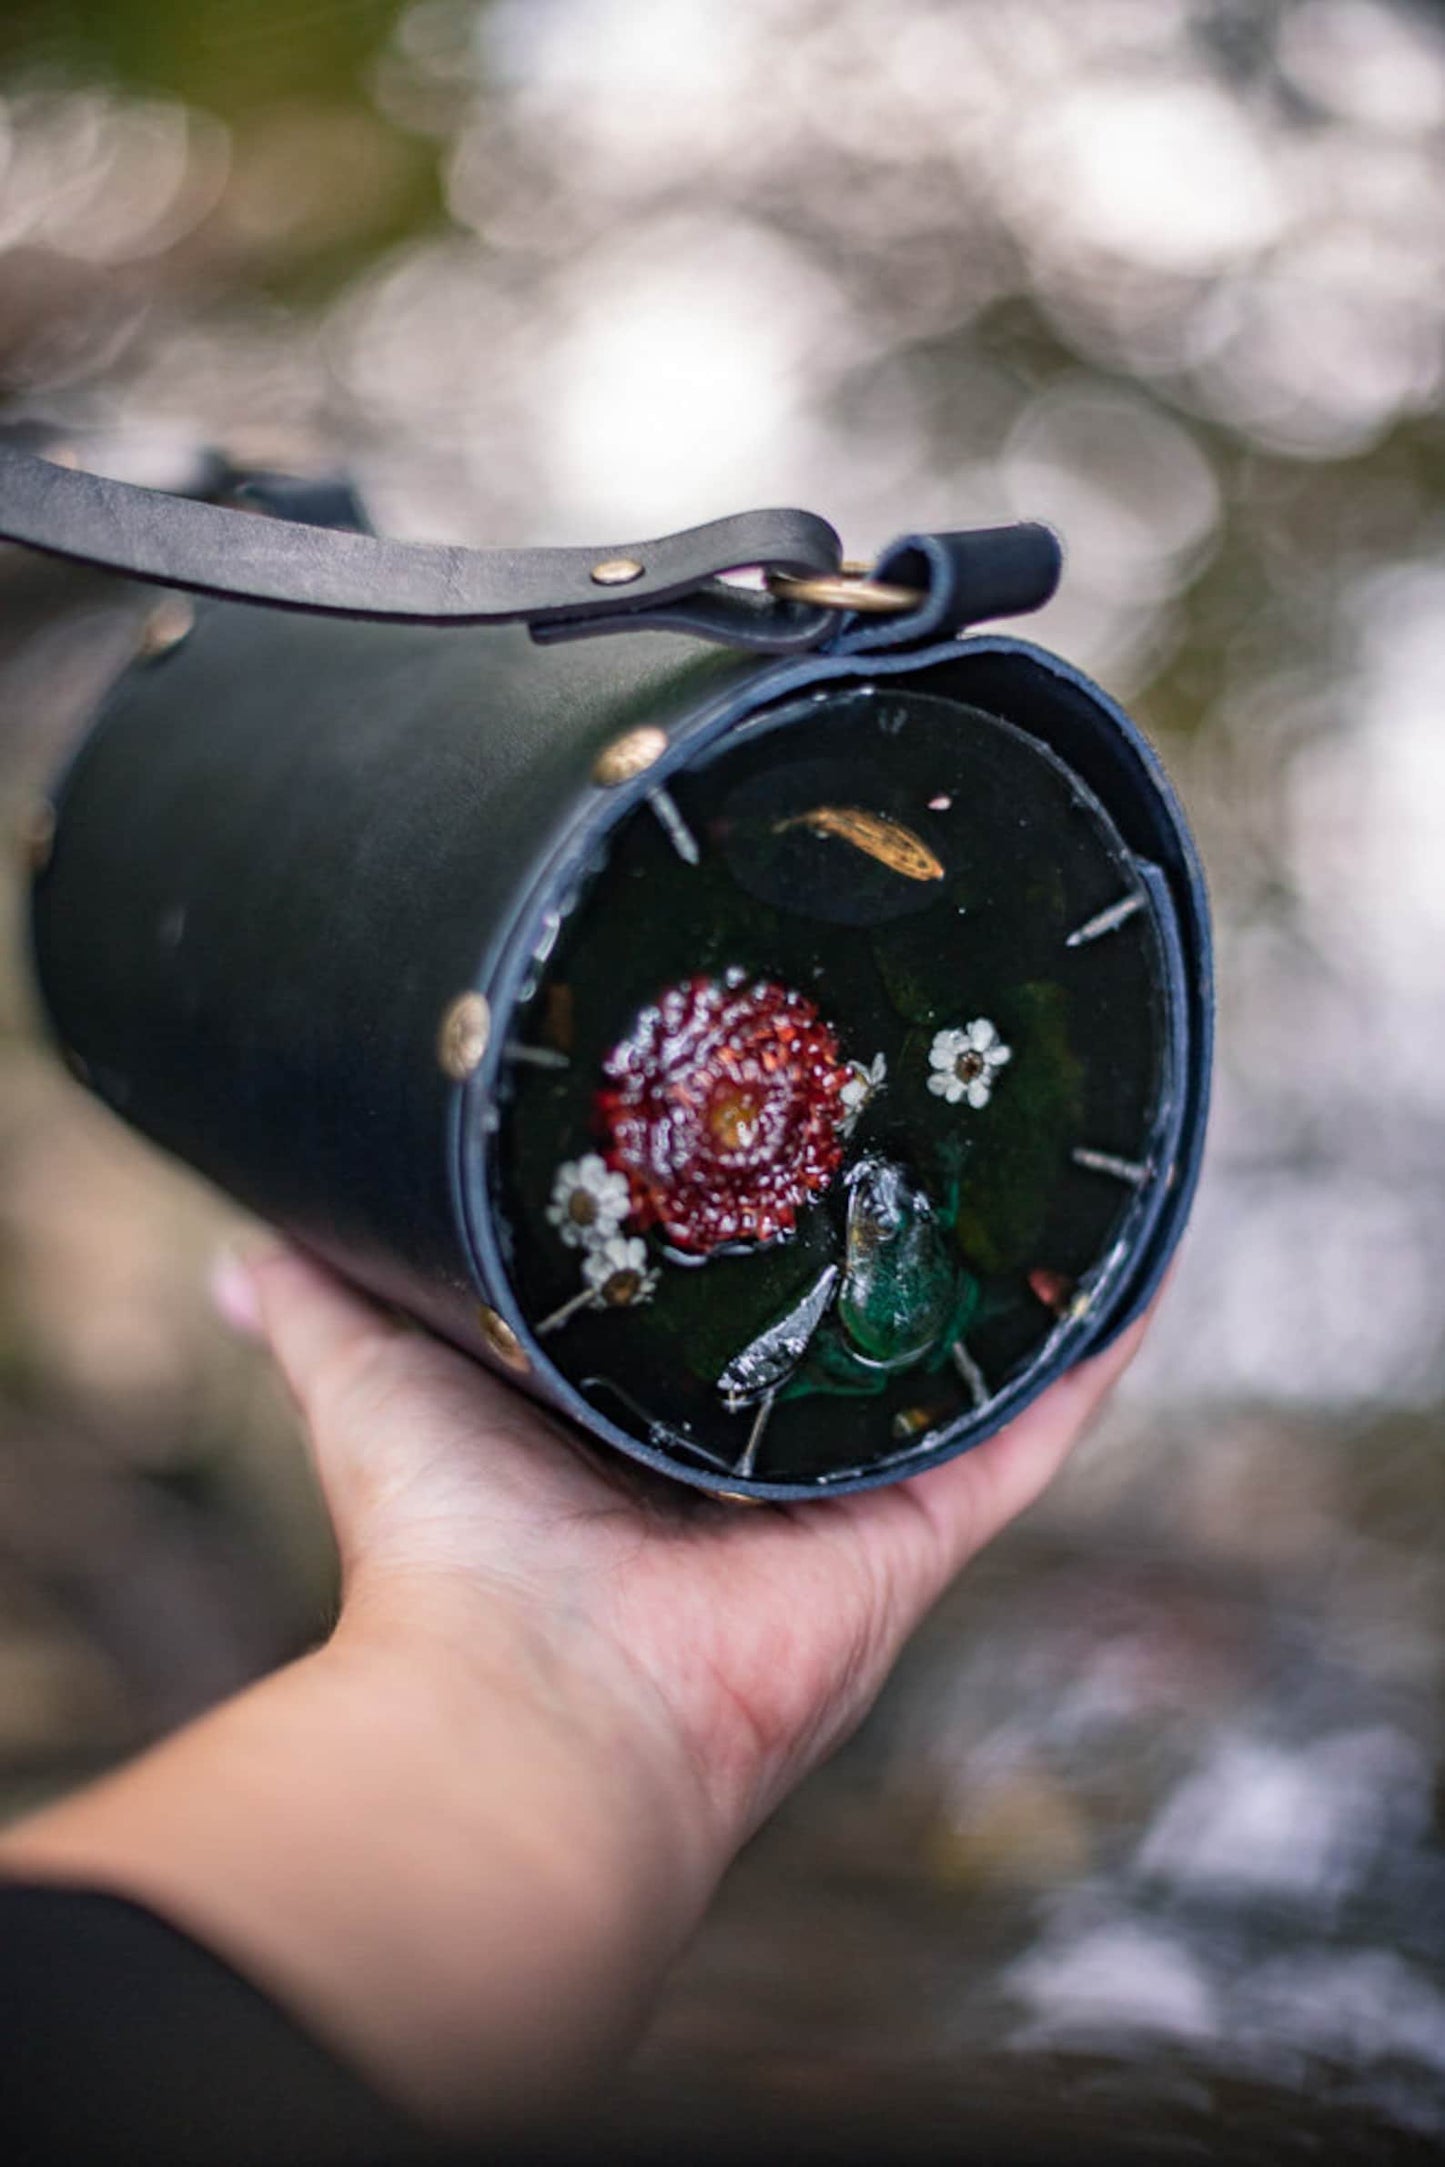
left=764, top=562, right=925, bottom=614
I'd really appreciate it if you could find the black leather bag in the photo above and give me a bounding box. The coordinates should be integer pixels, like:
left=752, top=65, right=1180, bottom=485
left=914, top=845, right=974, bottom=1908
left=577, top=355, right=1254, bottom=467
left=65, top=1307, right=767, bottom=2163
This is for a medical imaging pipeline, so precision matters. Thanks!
left=5, top=448, right=1212, bottom=1499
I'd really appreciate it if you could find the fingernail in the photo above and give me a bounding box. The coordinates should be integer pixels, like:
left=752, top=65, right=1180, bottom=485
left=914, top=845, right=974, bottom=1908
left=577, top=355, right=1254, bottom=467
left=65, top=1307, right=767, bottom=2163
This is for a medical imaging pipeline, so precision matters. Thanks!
left=209, top=1249, right=264, bottom=1339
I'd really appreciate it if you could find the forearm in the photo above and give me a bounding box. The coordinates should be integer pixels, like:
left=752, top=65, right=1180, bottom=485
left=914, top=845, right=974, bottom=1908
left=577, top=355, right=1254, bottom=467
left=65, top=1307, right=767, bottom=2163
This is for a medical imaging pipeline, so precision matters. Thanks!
left=0, top=1598, right=723, bottom=2132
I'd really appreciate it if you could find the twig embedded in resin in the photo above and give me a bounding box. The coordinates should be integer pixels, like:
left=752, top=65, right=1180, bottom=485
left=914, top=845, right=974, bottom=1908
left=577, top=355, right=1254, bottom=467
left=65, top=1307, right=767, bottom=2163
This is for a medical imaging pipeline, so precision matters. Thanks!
left=1072, top=1147, right=1148, bottom=1186
left=950, top=1339, right=989, bottom=1410
left=536, top=1284, right=598, bottom=1337
left=735, top=1390, right=776, bottom=1479
left=1066, top=892, right=1145, bottom=948
left=647, top=786, right=700, bottom=866
left=508, top=1043, right=571, bottom=1070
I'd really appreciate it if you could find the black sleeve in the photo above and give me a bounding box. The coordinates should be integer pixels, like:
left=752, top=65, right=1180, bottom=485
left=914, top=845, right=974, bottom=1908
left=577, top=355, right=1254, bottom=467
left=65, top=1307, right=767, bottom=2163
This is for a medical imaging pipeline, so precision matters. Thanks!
left=0, top=1881, right=436, bottom=2167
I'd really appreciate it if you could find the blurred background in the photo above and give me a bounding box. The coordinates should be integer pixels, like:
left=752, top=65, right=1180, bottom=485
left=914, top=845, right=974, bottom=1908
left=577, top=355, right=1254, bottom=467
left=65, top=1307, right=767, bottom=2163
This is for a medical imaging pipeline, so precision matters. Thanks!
left=1, top=0, right=1444, bottom=2155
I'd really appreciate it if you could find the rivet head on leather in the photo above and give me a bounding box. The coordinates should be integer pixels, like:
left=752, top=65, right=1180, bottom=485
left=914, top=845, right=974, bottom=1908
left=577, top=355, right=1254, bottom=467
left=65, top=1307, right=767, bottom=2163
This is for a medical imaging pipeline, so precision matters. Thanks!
left=436, top=991, right=491, bottom=1080
left=590, top=556, right=644, bottom=586
left=477, top=1305, right=529, bottom=1373
left=137, top=596, right=196, bottom=658
left=593, top=725, right=667, bottom=787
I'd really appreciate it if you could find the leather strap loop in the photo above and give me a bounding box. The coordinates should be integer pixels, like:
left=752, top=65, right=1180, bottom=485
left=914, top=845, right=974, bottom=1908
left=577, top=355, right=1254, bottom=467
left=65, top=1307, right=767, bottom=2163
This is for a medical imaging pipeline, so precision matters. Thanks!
left=834, top=524, right=1063, bottom=654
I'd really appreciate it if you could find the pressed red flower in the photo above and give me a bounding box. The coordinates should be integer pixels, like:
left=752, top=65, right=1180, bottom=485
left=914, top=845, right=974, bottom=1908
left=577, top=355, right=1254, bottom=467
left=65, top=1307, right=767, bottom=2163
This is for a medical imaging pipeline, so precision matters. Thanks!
left=596, top=969, right=850, bottom=1255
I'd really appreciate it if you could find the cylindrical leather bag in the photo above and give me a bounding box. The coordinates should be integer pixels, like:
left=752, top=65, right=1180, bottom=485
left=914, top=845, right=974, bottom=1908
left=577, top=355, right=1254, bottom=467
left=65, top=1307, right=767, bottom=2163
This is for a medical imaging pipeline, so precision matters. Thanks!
left=6, top=449, right=1212, bottom=1499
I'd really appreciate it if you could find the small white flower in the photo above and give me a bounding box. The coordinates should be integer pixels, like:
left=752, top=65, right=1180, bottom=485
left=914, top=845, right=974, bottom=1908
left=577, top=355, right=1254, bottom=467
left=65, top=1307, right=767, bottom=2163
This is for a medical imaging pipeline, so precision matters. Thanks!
left=546, top=1153, right=630, bottom=1248
left=839, top=1052, right=887, bottom=1130
left=583, top=1233, right=659, bottom=1308
left=927, top=1018, right=1012, bottom=1109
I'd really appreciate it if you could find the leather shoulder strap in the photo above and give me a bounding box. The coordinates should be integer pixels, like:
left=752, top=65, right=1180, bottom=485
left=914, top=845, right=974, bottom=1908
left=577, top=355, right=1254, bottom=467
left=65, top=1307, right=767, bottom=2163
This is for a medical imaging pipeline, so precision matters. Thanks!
left=0, top=440, right=1063, bottom=654
left=0, top=444, right=842, bottom=653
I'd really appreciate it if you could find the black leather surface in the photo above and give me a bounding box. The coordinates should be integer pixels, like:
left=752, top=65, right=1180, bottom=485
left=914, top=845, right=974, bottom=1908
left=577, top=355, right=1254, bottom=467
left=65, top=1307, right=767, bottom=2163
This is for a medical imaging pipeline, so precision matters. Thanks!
left=30, top=604, right=756, bottom=1353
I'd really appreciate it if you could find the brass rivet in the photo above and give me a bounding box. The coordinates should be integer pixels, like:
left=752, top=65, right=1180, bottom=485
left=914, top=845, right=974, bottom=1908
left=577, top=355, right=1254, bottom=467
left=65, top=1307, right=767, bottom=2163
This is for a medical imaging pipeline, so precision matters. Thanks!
left=477, top=1304, right=530, bottom=1374
left=138, top=595, right=195, bottom=658
left=18, top=801, right=56, bottom=877
left=702, top=1487, right=767, bottom=1507
left=436, top=991, right=491, bottom=1081
left=592, top=725, right=668, bottom=787
left=590, top=556, right=644, bottom=587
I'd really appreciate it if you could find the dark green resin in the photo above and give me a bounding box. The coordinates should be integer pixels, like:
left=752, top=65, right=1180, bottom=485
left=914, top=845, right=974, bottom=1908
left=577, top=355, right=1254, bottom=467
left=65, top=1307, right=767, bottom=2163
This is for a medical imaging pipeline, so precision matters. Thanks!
left=493, top=686, right=1169, bottom=1484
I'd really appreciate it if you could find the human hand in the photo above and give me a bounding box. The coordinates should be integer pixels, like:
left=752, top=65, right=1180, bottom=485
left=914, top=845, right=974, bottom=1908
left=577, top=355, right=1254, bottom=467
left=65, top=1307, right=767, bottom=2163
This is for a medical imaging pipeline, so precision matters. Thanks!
left=237, top=1247, right=1145, bottom=1861
left=4, top=1245, right=1147, bottom=2130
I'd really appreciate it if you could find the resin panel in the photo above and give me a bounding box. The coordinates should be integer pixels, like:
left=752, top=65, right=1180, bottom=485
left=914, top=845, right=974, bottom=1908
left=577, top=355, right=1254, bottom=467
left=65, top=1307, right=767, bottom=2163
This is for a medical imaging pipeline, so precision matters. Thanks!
left=493, top=685, right=1174, bottom=1487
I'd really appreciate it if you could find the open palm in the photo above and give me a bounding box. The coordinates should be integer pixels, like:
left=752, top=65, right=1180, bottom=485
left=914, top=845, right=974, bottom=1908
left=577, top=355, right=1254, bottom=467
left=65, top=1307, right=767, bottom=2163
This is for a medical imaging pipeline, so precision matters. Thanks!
left=241, top=1248, right=1145, bottom=1848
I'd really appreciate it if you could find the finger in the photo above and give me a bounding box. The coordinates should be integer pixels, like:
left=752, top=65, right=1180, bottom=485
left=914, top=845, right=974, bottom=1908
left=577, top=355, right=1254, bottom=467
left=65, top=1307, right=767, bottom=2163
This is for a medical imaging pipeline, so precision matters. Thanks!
left=247, top=1246, right=407, bottom=1429
left=246, top=1248, right=614, bottom=1541
left=209, top=1248, right=265, bottom=1339
left=892, top=1313, right=1148, bottom=1586
left=245, top=1246, right=523, bottom=1579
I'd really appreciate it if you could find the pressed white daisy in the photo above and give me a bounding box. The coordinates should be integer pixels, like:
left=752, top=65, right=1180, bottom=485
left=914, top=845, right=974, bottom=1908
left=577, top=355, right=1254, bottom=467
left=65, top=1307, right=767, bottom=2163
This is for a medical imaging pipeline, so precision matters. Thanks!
left=537, top=1233, right=660, bottom=1335
left=839, top=1052, right=887, bottom=1130
left=545, top=1153, right=630, bottom=1249
left=582, top=1234, right=660, bottom=1308
left=927, top=1018, right=1012, bottom=1109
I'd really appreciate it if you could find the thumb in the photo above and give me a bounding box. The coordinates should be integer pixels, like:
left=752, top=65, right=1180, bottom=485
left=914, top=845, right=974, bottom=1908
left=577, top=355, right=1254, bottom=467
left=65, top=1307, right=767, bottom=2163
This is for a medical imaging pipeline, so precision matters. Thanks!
left=213, top=1245, right=466, bottom=1576
left=243, top=1246, right=409, bottom=1433
left=215, top=1244, right=617, bottom=1593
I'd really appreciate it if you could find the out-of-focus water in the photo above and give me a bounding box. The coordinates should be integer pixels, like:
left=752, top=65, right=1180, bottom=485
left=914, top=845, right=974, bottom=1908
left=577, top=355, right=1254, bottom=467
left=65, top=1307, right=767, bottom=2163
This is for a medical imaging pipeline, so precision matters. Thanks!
left=2, top=1, right=1444, bottom=2152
